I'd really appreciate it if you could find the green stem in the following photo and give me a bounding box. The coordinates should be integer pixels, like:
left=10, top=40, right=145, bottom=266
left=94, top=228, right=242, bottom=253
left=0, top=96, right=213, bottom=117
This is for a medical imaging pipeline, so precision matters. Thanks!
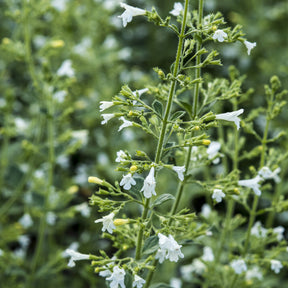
left=135, top=0, right=190, bottom=269
left=243, top=116, right=270, bottom=255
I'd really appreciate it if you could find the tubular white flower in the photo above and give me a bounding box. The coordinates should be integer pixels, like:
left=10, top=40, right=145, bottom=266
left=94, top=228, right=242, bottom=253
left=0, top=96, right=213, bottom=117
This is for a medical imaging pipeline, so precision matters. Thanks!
left=201, top=204, right=212, bottom=218
left=215, top=109, right=244, bottom=130
left=65, top=249, right=90, bottom=267
left=251, top=221, right=267, bottom=238
left=132, top=275, right=146, bottom=288
left=118, top=116, right=133, bottom=131
left=238, top=175, right=262, bottom=196
left=212, top=29, right=228, bottom=42
left=244, top=40, right=256, bottom=55
left=57, top=59, right=75, bottom=77
left=230, top=259, right=247, bottom=274
left=115, top=150, right=127, bottom=163
left=270, top=260, right=283, bottom=274
left=258, top=166, right=281, bottom=183
left=212, top=189, right=225, bottom=203
left=119, top=3, right=146, bottom=27
left=202, top=247, right=214, bottom=262
left=95, top=212, right=116, bottom=234
left=120, top=173, right=136, bottom=190
left=140, top=167, right=156, bottom=198
left=132, top=88, right=148, bottom=97
left=100, top=101, right=114, bottom=112
left=101, top=113, right=115, bottom=125
left=172, top=166, right=186, bottom=181
left=273, top=226, right=285, bottom=241
left=169, top=2, right=184, bottom=16
left=156, top=233, right=184, bottom=263
left=106, top=266, right=126, bottom=288
left=207, top=141, right=221, bottom=164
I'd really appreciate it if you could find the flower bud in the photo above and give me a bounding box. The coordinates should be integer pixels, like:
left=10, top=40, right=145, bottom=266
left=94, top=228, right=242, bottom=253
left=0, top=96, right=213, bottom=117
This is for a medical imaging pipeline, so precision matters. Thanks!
left=88, top=176, right=104, bottom=185
left=130, top=165, right=138, bottom=172
left=202, top=139, right=211, bottom=145
left=113, top=219, right=130, bottom=226
left=50, top=40, right=65, bottom=48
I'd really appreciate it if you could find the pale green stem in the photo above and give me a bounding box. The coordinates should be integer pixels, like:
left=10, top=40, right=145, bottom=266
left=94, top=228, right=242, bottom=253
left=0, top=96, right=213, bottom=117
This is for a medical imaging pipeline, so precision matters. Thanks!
left=135, top=0, right=189, bottom=259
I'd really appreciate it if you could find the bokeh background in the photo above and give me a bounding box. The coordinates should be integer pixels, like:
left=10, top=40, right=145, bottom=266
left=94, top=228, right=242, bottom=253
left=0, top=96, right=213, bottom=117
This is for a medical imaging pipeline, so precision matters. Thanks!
left=0, top=0, right=287, bottom=287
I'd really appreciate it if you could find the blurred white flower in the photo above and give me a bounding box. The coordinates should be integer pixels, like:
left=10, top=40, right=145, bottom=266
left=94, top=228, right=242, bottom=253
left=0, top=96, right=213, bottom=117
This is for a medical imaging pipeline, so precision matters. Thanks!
left=132, top=88, right=148, bottom=97
left=212, top=29, right=227, bottom=42
left=15, top=117, right=29, bottom=132
left=258, top=166, right=281, bottom=183
left=245, top=266, right=263, bottom=281
left=215, top=109, right=244, bottom=130
left=51, top=0, right=68, bottom=12
left=118, top=116, right=133, bottom=131
left=270, top=260, right=283, bottom=274
left=75, top=202, right=91, bottom=218
left=141, top=167, right=156, bottom=198
left=100, top=101, right=114, bottom=112
left=106, top=266, right=126, bottom=288
left=33, top=35, right=47, bottom=49
left=19, top=213, right=33, bottom=229
left=201, top=204, right=211, bottom=218
left=251, top=221, right=267, bottom=238
left=46, top=211, right=57, bottom=225
left=95, top=212, right=116, bottom=234
left=170, top=278, right=182, bottom=288
left=115, top=150, right=127, bottom=162
left=172, top=166, right=186, bottom=181
left=207, top=141, right=221, bottom=164
left=133, top=275, right=146, bottom=288
left=73, top=37, right=92, bottom=55
left=202, top=247, right=214, bottom=262
left=72, top=130, right=89, bottom=146
left=273, top=226, right=285, bottom=241
left=244, top=40, right=256, bottom=55
left=170, top=2, right=184, bottom=17
left=119, top=3, right=146, bottom=27
left=120, top=173, right=136, bottom=190
left=18, top=235, right=30, bottom=249
left=212, top=189, right=225, bottom=203
left=230, top=259, right=247, bottom=274
left=57, top=60, right=75, bottom=77
left=65, top=249, right=90, bottom=267
left=53, top=90, right=67, bottom=103
left=101, top=113, right=115, bottom=125
left=155, top=233, right=184, bottom=263
left=0, top=249, right=3, bottom=256
left=238, top=175, right=262, bottom=196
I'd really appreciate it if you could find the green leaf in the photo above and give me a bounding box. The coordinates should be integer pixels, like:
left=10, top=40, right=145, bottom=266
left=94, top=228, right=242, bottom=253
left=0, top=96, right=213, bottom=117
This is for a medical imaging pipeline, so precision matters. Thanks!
left=152, top=100, right=163, bottom=117
left=129, top=176, right=144, bottom=199
left=150, top=283, right=173, bottom=288
left=152, top=194, right=175, bottom=208
left=142, top=235, right=159, bottom=255
left=170, top=111, right=185, bottom=121
left=178, top=101, right=193, bottom=118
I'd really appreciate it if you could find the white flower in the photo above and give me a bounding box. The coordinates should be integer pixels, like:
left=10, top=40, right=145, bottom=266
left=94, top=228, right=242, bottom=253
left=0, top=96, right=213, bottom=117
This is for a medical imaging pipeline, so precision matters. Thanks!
left=215, top=109, right=244, bottom=130
left=181, top=260, right=206, bottom=280
left=140, top=167, right=156, bottom=198
left=170, top=278, right=182, bottom=288
left=202, top=247, right=214, bottom=262
left=270, top=260, right=283, bottom=274
left=207, top=141, right=221, bottom=164
left=75, top=202, right=91, bottom=218
left=57, top=60, right=75, bottom=77
left=19, top=213, right=33, bottom=229
left=101, top=113, right=115, bottom=125
left=172, top=166, right=186, bottom=181
left=155, top=233, right=184, bottom=263
left=251, top=221, right=267, bottom=238
left=53, top=90, right=67, bottom=103
left=119, top=3, right=146, bottom=27
left=212, top=29, right=228, bottom=42
left=0, top=249, right=3, bottom=256
left=170, top=2, right=184, bottom=16
left=51, top=0, right=68, bottom=12
left=201, top=204, right=211, bottom=218
left=62, top=242, right=79, bottom=258
left=46, top=211, right=57, bottom=225
left=258, top=166, right=281, bottom=183
left=15, top=117, right=29, bottom=132
left=230, top=259, right=247, bottom=274
left=132, top=88, right=149, bottom=97
left=18, top=235, right=30, bottom=249
left=115, top=150, right=127, bottom=162
left=238, top=175, right=262, bottom=196
left=100, top=101, right=114, bottom=112
left=120, top=173, right=136, bottom=190
left=133, top=275, right=146, bottom=288
left=118, top=116, right=133, bottom=131
left=72, top=130, right=89, bottom=146
left=245, top=266, right=263, bottom=281
left=65, top=249, right=90, bottom=267
left=244, top=40, right=256, bottom=55
left=95, top=212, right=116, bottom=234
left=106, top=266, right=126, bottom=288
left=212, top=189, right=225, bottom=203
left=273, top=226, right=285, bottom=241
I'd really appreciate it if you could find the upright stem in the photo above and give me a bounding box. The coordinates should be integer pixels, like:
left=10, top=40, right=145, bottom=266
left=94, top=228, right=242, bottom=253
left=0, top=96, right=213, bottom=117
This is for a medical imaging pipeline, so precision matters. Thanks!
left=243, top=117, right=270, bottom=255
left=135, top=0, right=189, bottom=261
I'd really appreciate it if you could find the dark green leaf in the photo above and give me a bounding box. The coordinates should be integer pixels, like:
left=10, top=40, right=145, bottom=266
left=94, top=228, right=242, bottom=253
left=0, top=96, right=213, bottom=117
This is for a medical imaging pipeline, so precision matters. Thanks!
left=152, top=194, right=175, bottom=208
left=178, top=101, right=193, bottom=117
left=170, top=111, right=186, bottom=121
left=142, top=235, right=159, bottom=255
left=152, top=100, right=163, bottom=117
